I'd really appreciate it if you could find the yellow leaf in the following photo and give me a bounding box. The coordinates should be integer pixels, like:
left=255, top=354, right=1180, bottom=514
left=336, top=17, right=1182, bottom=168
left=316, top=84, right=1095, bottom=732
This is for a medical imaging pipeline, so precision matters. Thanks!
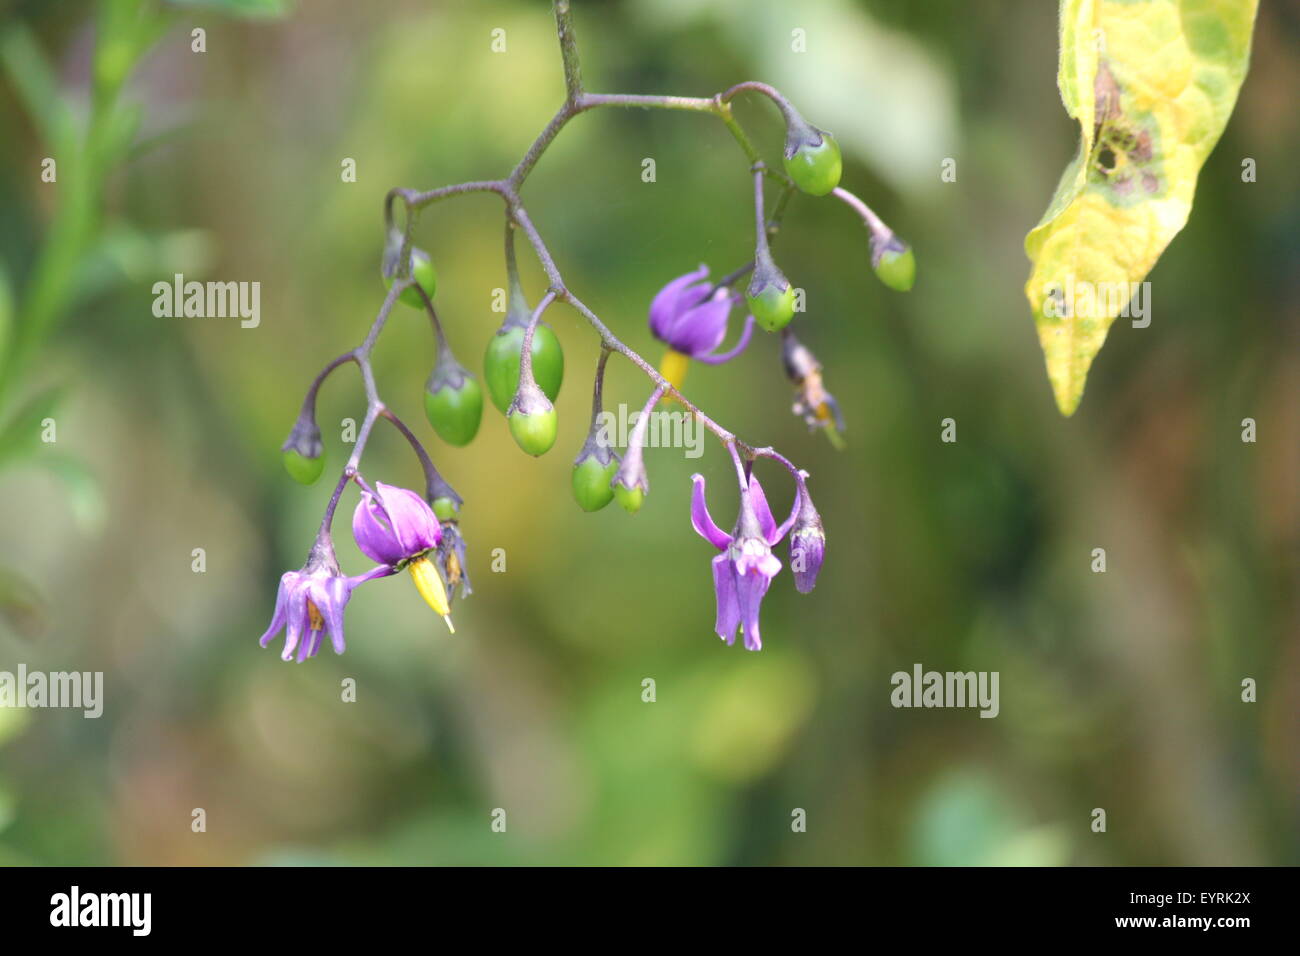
left=1025, top=0, right=1259, bottom=415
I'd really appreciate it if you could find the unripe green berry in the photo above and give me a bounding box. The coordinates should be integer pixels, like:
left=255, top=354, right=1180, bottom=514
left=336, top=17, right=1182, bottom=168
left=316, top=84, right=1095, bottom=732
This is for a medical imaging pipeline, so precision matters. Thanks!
left=508, top=405, right=558, bottom=457
left=282, top=448, right=324, bottom=485
left=571, top=455, right=619, bottom=512
left=784, top=133, right=842, bottom=197
left=872, top=240, right=915, bottom=292
left=424, top=374, right=483, bottom=447
left=384, top=246, right=438, bottom=308
left=746, top=282, right=797, bottom=332
left=432, top=496, right=459, bottom=522
left=614, top=483, right=645, bottom=514
left=484, top=322, right=564, bottom=414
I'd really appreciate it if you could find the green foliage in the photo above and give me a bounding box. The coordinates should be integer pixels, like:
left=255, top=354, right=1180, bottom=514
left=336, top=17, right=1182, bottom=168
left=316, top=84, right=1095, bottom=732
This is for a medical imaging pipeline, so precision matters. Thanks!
left=167, top=0, right=294, bottom=18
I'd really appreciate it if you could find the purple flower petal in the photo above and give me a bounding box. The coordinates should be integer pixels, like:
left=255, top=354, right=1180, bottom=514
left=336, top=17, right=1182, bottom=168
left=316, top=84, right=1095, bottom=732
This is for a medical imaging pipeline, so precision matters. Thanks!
left=747, top=475, right=779, bottom=545
left=296, top=626, right=319, bottom=663
left=694, top=312, right=754, bottom=366
left=732, top=542, right=777, bottom=652
left=734, top=566, right=772, bottom=651
left=281, top=591, right=308, bottom=662
left=349, top=564, right=397, bottom=587
left=667, top=290, right=732, bottom=357
left=352, top=493, right=406, bottom=565
left=690, top=474, right=732, bottom=550
left=258, top=572, right=294, bottom=647
left=375, top=483, right=441, bottom=556
left=351, top=483, right=441, bottom=565
left=649, top=265, right=710, bottom=340
left=712, top=553, right=740, bottom=645
left=731, top=536, right=779, bottom=651
left=317, top=576, right=353, bottom=655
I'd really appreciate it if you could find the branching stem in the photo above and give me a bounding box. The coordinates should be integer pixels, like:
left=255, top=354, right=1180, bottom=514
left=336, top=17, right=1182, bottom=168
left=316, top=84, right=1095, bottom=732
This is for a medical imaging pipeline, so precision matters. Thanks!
left=307, top=0, right=826, bottom=525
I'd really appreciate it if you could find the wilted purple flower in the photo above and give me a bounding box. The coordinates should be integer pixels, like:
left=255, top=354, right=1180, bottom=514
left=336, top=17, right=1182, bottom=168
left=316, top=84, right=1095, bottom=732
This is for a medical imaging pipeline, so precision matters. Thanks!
left=259, top=542, right=393, bottom=662
left=690, top=471, right=795, bottom=651
left=436, top=520, right=473, bottom=603
left=781, top=330, right=844, bottom=446
left=352, top=481, right=442, bottom=566
left=650, top=265, right=754, bottom=390
left=352, top=481, right=454, bottom=630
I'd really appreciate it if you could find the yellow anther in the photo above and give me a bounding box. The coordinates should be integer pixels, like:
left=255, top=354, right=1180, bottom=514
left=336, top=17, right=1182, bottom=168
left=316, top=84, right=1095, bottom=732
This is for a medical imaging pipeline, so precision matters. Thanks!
left=658, top=348, right=690, bottom=402
left=306, top=598, right=324, bottom=632
left=409, top=556, right=455, bottom=633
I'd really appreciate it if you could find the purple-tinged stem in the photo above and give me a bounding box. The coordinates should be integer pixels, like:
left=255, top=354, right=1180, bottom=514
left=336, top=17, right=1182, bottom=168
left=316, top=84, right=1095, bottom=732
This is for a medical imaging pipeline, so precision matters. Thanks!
left=298, top=350, right=357, bottom=422
left=589, top=347, right=611, bottom=429
left=519, top=288, right=560, bottom=387
left=832, top=185, right=890, bottom=238
left=379, top=407, right=444, bottom=503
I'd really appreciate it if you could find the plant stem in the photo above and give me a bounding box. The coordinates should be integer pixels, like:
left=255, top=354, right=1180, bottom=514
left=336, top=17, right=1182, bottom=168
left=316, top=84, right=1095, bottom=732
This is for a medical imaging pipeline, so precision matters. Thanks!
left=310, top=0, right=834, bottom=527
left=832, top=185, right=890, bottom=237
left=518, top=289, right=559, bottom=387
left=554, top=0, right=583, bottom=100
left=589, top=347, right=611, bottom=429
left=298, top=351, right=358, bottom=422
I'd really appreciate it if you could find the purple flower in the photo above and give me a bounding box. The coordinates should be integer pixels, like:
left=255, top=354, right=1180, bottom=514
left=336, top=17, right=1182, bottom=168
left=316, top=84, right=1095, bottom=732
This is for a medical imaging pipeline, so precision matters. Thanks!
left=352, top=481, right=442, bottom=566
left=690, top=472, right=797, bottom=651
left=352, top=481, right=455, bottom=631
left=259, top=544, right=392, bottom=662
left=649, top=266, right=754, bottom=388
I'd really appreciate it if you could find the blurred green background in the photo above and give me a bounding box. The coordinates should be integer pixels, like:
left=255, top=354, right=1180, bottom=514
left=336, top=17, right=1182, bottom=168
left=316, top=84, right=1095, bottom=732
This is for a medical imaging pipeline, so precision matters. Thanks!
left=0, top=0, right=1296, bottom=866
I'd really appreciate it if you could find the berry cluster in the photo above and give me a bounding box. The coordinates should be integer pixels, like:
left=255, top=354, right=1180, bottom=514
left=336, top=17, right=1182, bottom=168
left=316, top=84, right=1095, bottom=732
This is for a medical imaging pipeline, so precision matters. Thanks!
left=260, top=0, right=913, bottom=660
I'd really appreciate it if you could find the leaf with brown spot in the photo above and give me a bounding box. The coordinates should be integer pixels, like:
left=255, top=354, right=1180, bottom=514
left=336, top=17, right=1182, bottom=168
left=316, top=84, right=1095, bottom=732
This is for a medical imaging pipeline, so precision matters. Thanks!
left=1025, top=0, right=1259, bottom=415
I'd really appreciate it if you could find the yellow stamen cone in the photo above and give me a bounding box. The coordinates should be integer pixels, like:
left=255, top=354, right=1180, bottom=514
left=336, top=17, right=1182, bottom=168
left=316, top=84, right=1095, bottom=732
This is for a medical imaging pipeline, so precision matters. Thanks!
left=658, top=348, right=690, bottom=403
left=409, top=556, right=455, bottom=633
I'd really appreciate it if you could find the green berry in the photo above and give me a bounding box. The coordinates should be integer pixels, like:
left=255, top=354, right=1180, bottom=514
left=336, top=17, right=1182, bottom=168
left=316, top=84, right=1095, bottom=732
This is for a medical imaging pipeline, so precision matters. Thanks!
left=282, top=448, right=324, bottom=485
left=746, top=282, right=797, bottom=332
left=614, top=483, right=645, bottom=514
left=873, top=241, right=915, bottom=292
left=384, top=246, right=438, bottom=308
left=432, top=496, right=459, bottom=522
left=508, top=406, right=558, bottom=457
left=424, top=373, right=483, bottom=447
left=784, top=133, right=842, bottom=197
left=572, top=455, right=619, bottom=512
left=484, top=322, right=565, bottom=414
